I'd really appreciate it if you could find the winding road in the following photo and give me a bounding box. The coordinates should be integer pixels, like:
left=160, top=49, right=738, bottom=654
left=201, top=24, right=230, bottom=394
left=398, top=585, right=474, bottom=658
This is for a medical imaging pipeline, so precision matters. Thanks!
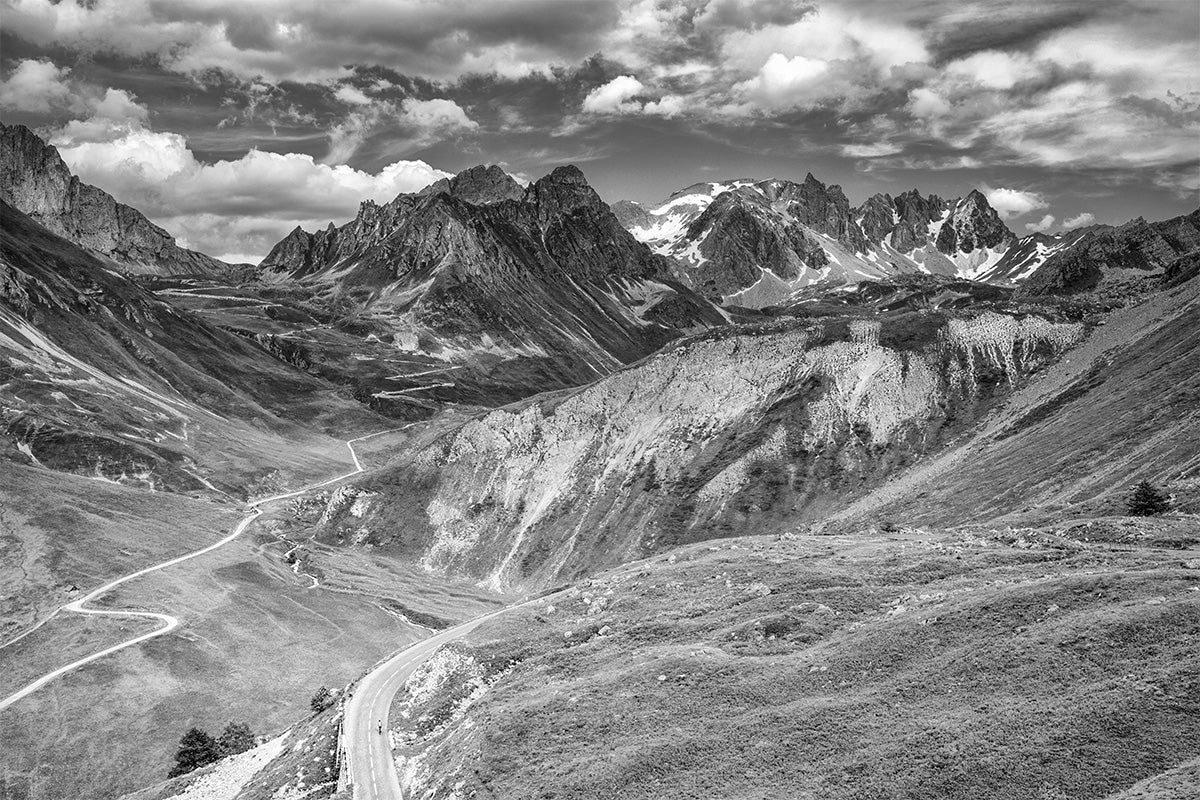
left=342, top=604, right=522, bottom=800
left=0, top=428, right=405, bottom=713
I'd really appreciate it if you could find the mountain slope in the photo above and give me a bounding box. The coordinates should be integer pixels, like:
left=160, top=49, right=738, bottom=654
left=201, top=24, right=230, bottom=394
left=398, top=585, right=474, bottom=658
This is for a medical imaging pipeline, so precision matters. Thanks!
left=258, top=165, right=725, bottom=402
left=827, top=273, right=1200, bottom=529
left=317, top=299, right=1085, bottom=591
left=0, top=123, right=227, bottom=276
left=0, top=200, right=377, bottom=493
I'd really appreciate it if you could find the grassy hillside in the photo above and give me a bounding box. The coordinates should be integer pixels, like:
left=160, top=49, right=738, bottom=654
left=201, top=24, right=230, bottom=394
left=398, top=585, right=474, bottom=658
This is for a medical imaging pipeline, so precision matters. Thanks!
left=0, top=465, right=506, bottom=800
left=827, top=277, right=1200, bottom=531
left=387, top=523, right=1200, bottom=799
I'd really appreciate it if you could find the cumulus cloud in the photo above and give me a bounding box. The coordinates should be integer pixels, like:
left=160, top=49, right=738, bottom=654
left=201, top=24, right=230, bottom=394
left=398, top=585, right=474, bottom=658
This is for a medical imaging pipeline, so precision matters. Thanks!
left=1025, top=214, right=1056, bottom=233
left=50, top=105, right=449, bottom=261
left=733, top=53, right=831, bottom=110
left=0, top=58, right=74, bottom=112
left=1062, top=212, right=1096, bottom=230
left=324, top=96, right=477, bottom=165
left=982, top=186, right=1049, bottom=219
left=721, top=7, right=928, bottom=113
left=582, top=75, right=646, bottom=114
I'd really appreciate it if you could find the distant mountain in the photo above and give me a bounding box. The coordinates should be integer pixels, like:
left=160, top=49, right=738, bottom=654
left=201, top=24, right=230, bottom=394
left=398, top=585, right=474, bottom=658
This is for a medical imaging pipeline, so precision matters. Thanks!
left=616, top=175, right=1166, bottom=307
left=1019, top=210, right=1200, bottom=296
left=259, top=164, right=725, bottom=400
left=616, top=176, right=1020, bottom=307
left=0, top=123, right=227, bottom=276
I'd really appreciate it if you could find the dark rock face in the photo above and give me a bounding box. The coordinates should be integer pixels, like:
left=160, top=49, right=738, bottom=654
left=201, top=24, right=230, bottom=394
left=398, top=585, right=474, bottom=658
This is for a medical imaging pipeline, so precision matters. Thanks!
left=260, top=164, right=724, bottom=394
left=761, top=173, right=870, bottom=253
left=420, top=164, right=524, bottom=205
left=686, top=189, right=828, bottom=298
left=610, top=199, right=651, bottom=230
left=1020, top=209, right=1200, bottom=296
left=1163, top=250, right=1200, bottom=288
left=891, top=190, right=949, bottom=252
left=0, top=123, right=226, bottom=276
left=934, top=190, right=1015, bottom=255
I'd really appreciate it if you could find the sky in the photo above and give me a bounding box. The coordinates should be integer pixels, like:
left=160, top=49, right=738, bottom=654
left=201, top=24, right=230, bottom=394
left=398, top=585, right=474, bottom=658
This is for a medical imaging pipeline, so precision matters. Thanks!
left=1, top=0, right=1197, bottom=263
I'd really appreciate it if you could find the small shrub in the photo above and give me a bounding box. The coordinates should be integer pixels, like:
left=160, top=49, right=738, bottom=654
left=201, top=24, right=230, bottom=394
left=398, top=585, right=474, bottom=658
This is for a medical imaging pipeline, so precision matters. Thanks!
left=168, top=728, right=220, bottom=778
left=311, top=686, right=335, bottom=714
left=217, top=721, right=255, bottom=757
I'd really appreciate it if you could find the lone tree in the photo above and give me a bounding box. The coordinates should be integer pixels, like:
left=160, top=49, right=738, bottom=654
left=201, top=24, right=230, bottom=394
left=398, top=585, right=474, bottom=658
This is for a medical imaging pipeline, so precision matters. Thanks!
left=1127, top=480, right=1170, bottom=516
left=217, top=722, right=255, bottom=757
left=311, top=685, right=335, bottom=714
left=168, top=728, right=220, bottom=777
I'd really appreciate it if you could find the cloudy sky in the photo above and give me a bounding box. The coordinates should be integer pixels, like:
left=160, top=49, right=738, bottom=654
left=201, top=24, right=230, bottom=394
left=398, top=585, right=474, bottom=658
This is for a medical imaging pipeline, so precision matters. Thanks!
left=1, top=0, right=1197, bottom=262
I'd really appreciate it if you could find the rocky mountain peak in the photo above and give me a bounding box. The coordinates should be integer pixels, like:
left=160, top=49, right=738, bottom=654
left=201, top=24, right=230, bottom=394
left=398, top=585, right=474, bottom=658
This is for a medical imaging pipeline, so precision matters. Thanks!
left=520, top=164, right=611, bottom=231
left=0, top=122, right=226, bottom=276
left=935, top=190, right=1014, bottom=255
left=421, top=164, right=524, bottom=205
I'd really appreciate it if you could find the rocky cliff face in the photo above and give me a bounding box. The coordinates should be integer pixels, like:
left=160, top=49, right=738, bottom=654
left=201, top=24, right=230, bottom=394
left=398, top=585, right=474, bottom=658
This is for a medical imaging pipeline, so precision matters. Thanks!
left=623, top=174, right=1022, bottom=307
left=324, top=308, right=1083, bottom=590
left=0, top=123, right=227, bottom=276
left=259, top=165, right=725, bottom=401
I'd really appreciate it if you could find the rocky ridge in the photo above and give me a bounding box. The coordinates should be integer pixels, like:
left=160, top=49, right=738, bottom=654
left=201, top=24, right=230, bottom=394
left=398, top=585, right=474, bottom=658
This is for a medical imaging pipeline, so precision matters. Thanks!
left=1019, top=209, right=1200, bottom=296
left=258, top=164, right=725, bottom=400
left=0, top=123, right=227, bottom=276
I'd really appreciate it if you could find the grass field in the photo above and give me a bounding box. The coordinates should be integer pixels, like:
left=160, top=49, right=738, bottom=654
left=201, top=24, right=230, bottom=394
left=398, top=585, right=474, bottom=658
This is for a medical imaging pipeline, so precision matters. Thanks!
left=0, top=460, right=506, bottom=800
left=389, top=522, right=1200, bottom=799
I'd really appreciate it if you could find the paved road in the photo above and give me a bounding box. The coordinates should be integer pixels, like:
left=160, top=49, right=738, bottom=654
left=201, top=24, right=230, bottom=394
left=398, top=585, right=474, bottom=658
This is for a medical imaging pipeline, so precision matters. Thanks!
left=343, top=604, right=521, bottom=800
left=0, top=428, right=406, bottom=712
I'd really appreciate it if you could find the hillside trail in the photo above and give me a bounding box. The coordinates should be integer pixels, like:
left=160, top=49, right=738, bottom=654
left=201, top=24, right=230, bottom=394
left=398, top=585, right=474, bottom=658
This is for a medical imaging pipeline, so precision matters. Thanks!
left=0, top=427, right=408, bottom=713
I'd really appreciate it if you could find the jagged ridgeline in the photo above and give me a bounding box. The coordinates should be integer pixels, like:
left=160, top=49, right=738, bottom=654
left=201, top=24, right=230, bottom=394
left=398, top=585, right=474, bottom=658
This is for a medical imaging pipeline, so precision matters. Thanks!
left=256, top=164, right=726, bottom=401
left=616, top=175, right=1200, bottom=308
left=319, top=309, right=1082, bottom=590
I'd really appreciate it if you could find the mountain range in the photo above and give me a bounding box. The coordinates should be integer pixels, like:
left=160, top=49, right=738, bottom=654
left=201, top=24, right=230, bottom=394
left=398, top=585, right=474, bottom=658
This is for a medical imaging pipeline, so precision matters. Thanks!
left=614, top=175, right=1199, bottom=307
left=1, top=121, right=1198, bottom=800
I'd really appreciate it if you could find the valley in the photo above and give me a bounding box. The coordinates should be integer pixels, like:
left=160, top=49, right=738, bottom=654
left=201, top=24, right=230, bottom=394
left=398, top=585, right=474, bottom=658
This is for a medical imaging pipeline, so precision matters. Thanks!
left=0, top=121, right=1196, bottom=800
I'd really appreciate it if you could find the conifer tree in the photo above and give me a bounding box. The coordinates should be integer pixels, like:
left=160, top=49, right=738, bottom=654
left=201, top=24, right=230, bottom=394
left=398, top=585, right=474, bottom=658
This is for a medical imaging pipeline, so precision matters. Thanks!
left=1127, top=480, right=1170, bottom=516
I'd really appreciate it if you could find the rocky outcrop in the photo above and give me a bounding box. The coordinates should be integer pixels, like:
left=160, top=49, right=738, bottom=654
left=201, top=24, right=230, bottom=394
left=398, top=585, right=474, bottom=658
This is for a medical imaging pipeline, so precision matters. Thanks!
left=259, top=164, right=725, bottom=402
left=327, top=309, right=1083, bottom=590
left=0, top=123, right=227, bottom=276
left=934, top=190, right=1016, bottom=258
